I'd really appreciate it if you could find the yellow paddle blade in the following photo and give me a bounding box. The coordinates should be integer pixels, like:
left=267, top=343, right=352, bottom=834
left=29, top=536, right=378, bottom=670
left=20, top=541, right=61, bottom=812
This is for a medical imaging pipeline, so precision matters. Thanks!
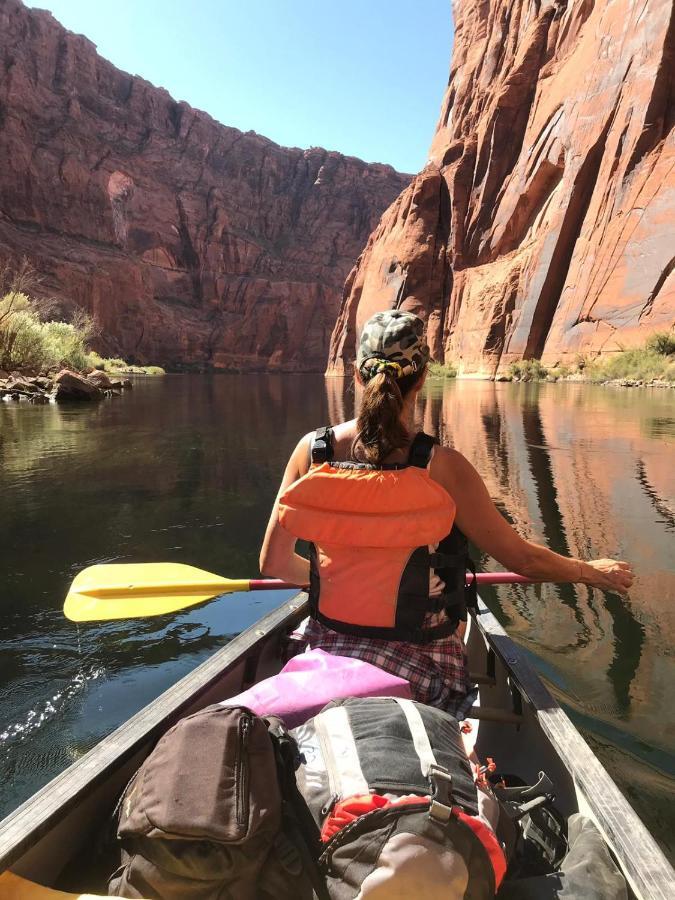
left=64, top=563, right=251, bottom=622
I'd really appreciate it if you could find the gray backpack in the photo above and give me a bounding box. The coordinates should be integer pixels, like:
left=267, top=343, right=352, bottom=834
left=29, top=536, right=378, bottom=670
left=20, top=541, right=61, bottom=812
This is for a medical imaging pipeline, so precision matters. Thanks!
left=108, top=704, right=326, bottom=900
left=292, top=696, right=499, bottom=899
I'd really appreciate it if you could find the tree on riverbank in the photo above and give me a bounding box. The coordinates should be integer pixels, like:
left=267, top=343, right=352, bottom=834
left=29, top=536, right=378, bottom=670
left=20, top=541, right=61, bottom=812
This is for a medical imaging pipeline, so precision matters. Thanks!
left=0, top=260, right=163, bottom=375
left=0, top=290, right=94, bottom=371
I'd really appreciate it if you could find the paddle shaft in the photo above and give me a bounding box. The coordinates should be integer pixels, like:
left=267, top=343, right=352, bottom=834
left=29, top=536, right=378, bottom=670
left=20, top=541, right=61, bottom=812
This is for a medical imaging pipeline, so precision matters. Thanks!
left=248, top=572, right=534, bottom=591
left=64, top=563, right=538, bottom=623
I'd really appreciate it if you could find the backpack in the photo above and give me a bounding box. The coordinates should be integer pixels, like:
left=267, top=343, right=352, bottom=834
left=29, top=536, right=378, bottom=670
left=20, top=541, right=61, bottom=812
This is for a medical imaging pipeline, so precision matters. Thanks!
left=108, top=704, right=326, bottom=900
left=292, top=696, right=505, bottom=898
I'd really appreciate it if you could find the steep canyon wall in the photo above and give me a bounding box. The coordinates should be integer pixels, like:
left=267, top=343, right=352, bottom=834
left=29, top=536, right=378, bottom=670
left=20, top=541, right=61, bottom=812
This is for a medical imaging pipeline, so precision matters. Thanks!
left=0, top=0, right=409, bottom=371
left=328, top=0, right=675, bottom=376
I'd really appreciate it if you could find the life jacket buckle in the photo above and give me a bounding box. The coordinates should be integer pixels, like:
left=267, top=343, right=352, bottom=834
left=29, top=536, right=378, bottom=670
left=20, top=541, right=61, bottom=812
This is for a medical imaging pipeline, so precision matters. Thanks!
left=311, top=426, right=334, bottom=464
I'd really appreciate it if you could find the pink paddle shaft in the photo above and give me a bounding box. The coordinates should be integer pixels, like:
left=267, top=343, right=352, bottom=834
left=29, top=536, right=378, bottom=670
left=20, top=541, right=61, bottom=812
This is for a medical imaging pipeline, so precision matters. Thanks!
left=248, top=572, right=533, bottom=591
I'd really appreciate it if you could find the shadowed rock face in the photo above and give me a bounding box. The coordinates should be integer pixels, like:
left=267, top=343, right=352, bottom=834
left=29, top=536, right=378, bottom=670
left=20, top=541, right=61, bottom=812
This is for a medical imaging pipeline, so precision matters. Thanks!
left=0, top=0, right=409, bottom=371
left=328, top=0, right=675, bottom=377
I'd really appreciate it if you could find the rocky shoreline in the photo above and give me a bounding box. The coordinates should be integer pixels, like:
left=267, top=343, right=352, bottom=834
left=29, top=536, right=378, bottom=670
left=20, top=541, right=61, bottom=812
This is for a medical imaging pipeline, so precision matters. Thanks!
left=4, top=367, right=672, bottom=403
left=0, top=368, right=133, bottom=403
left=494, top=374, right=674, bottom=389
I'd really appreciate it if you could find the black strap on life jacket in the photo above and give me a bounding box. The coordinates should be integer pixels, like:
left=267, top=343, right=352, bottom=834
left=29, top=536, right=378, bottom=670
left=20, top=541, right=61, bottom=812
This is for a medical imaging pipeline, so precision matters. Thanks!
left=406, top=431, right=478, bottom=632
left=311, top=428, right=433, bottom=469
left=310, top=426, right=334, bottom=464
left=407, top=430, right=435, bottom=468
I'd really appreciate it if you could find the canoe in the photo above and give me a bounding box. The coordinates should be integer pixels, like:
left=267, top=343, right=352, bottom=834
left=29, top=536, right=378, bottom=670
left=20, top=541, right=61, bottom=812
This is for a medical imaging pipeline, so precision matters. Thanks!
left=0, top=594, right=673, bottom=899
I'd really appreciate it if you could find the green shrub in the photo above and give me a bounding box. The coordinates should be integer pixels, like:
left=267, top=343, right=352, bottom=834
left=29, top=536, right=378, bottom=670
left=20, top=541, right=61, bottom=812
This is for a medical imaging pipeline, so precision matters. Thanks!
left=0, top=289, right=97, bottom=370
left=507, top=359, right=548, bottom=380
left=586, top=348, right=675, bottom=382
left=0, top=294, right=49, bottom=368
left=41, top=320, right=92, bottom=370
left=0, top=267, right=166, bottom=375
left=428, top=360, right=457, bottom=378
left=547, top=365, right=571, bottom=379
left=99, top=357, right=129, bottom=373
left=645, top=331, right=675, bottom=356
left=87, top=350, right=106, bottom=370
left=84, top=353, right=165, bottom=375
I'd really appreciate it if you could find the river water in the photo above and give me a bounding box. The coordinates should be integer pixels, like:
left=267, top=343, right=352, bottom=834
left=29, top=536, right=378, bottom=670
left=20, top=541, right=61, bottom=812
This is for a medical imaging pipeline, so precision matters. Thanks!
left=1, top=374, right=673, bottom=858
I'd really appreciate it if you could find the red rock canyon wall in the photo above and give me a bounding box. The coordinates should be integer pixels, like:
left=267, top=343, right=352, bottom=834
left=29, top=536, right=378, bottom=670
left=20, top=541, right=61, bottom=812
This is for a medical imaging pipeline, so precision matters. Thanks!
left=0, top=0, right=409, bottom=371
left=328, top=0, right=675, bottom=376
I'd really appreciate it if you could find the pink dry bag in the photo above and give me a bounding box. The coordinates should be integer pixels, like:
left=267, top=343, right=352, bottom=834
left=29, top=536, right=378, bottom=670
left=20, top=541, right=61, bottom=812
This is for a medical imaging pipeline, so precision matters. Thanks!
left=222, top=648, right=411, bottom=727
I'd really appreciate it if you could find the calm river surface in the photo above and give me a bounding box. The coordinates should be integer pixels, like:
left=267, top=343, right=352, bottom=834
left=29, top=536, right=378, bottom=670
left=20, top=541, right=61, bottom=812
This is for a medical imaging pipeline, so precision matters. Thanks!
left=1, top=374, right=673, bottom=858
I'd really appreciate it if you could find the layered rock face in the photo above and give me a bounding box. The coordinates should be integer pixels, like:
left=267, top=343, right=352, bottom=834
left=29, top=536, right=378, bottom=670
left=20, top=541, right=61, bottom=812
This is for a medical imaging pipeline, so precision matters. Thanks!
left=329, top=0, right=675, bottom=376
left=0, top=0, right=409, bottom=371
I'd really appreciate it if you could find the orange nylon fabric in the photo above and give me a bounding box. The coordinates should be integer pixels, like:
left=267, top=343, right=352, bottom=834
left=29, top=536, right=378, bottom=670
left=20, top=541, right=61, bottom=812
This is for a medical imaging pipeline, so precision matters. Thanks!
left=279, top=463, right=455, bottom=548
left=315, top=544, right=413, bottom=627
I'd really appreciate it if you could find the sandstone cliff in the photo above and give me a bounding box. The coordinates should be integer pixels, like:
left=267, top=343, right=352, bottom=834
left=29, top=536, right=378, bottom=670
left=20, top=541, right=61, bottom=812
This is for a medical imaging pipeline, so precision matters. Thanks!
left=0, top=0, right=409, bottom=371
left=328, top=0, right=675, bottom=376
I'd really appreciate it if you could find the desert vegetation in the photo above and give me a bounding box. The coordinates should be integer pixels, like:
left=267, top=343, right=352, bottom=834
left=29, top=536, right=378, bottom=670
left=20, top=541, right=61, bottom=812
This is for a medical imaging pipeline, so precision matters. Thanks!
left=506, top=334, right=675, bottom=384
left=428, top=360, right=458, bottom=378
left=0, top=260, right=164, bottom=376
left=427, top=332, right=674, bottom=386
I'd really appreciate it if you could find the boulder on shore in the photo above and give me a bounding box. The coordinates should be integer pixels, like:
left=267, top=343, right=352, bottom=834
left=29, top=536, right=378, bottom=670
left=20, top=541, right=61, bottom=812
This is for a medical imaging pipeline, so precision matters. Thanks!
left=53, top=369, right=103, bottom=402
left=5, top=375, right=40, bottom=394
left=86, top=369, right=114, bottom=389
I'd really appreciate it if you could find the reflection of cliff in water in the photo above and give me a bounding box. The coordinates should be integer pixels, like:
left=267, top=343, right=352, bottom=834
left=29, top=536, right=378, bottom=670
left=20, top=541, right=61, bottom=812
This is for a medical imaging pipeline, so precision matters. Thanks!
left=410, top=378, right=675, bottom=856
left=414, top=380, right=673, bottom=762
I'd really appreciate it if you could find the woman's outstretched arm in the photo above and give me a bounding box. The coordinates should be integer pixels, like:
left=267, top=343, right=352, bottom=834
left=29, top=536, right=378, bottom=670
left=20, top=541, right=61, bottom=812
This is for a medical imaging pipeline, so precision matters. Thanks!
left=432, top=446, right=634, bottom=595
left=259, top=433, right=312, bottom=585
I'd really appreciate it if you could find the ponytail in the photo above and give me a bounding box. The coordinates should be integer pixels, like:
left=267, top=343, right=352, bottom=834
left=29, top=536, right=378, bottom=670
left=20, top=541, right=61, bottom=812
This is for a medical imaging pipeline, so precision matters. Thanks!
left=354, top=368, right=424, bottom=465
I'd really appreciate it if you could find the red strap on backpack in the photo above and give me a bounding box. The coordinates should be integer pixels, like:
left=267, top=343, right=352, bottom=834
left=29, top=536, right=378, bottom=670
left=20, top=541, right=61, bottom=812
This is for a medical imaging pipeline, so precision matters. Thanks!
left=321, top=793, right=506, bottom=889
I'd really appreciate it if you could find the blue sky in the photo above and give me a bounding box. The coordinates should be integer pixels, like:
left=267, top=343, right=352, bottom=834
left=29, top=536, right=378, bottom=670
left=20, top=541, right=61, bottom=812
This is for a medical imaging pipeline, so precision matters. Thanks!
left=27, top=0, right=452, bottom=173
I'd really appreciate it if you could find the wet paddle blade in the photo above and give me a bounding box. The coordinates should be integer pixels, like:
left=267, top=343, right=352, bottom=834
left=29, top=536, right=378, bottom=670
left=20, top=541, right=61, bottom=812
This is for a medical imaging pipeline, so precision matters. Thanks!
left=64, top=563, right=250, bottom=622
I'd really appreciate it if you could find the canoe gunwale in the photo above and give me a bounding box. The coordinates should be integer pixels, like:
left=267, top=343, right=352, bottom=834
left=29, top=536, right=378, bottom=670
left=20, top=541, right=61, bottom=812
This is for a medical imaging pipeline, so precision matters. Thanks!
left=0, top=595, right=307, bottom=874
left=473, top=600, right=674, bottom=900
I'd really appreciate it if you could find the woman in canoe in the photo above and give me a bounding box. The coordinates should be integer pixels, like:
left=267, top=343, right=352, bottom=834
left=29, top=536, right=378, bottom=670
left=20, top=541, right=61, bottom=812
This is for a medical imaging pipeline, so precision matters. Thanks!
left=260, top=310, right=634, bottom=716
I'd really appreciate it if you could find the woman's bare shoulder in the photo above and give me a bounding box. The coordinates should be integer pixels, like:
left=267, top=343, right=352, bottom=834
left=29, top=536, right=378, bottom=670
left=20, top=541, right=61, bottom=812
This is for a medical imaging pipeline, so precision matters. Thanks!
left=431, top=444, right=472, bottom=468
left=430, top=445, right=477, bottom=490
left=330, top=419, right=359, bottom=458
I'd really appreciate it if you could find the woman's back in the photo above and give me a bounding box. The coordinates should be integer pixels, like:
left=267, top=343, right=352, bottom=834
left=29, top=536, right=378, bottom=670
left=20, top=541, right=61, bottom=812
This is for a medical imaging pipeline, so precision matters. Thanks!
left=260, top=309, right=633, bottom=716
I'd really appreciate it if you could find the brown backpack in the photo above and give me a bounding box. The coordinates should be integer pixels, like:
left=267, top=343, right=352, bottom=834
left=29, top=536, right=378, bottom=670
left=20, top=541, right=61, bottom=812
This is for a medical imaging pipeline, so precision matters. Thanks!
left=108, top=704, right=326, bottom=900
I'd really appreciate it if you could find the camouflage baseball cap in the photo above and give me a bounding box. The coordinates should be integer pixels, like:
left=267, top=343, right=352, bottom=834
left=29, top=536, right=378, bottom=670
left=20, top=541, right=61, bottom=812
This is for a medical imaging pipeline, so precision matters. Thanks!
left=357, top=310, right=430, bottom=380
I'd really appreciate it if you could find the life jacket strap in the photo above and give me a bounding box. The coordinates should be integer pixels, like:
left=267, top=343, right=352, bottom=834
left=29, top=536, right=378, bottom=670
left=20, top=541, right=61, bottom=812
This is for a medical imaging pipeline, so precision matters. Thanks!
left=429, top=550, right=464, bottom=569
left=407, top=431, right=436, bottom=468
left=312, top=428, right=436, bottom=468
left=311, top=426, right=334, bottom=464
left=313, top=607, right=460, bottom=644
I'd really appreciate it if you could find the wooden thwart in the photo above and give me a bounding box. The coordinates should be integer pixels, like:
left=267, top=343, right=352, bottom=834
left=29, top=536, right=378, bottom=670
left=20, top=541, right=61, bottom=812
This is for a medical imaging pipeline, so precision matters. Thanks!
left=467, top=705, right=523, bottom=725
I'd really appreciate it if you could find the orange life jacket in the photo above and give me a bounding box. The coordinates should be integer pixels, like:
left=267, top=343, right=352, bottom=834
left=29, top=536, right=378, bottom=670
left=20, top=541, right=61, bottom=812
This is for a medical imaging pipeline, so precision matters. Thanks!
left=279, top=429, right=477, bottom=644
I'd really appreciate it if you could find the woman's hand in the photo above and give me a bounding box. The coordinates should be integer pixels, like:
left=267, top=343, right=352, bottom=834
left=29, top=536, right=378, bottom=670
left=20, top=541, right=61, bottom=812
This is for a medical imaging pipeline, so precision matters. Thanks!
left=580, top=559, right=634, bottom=595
